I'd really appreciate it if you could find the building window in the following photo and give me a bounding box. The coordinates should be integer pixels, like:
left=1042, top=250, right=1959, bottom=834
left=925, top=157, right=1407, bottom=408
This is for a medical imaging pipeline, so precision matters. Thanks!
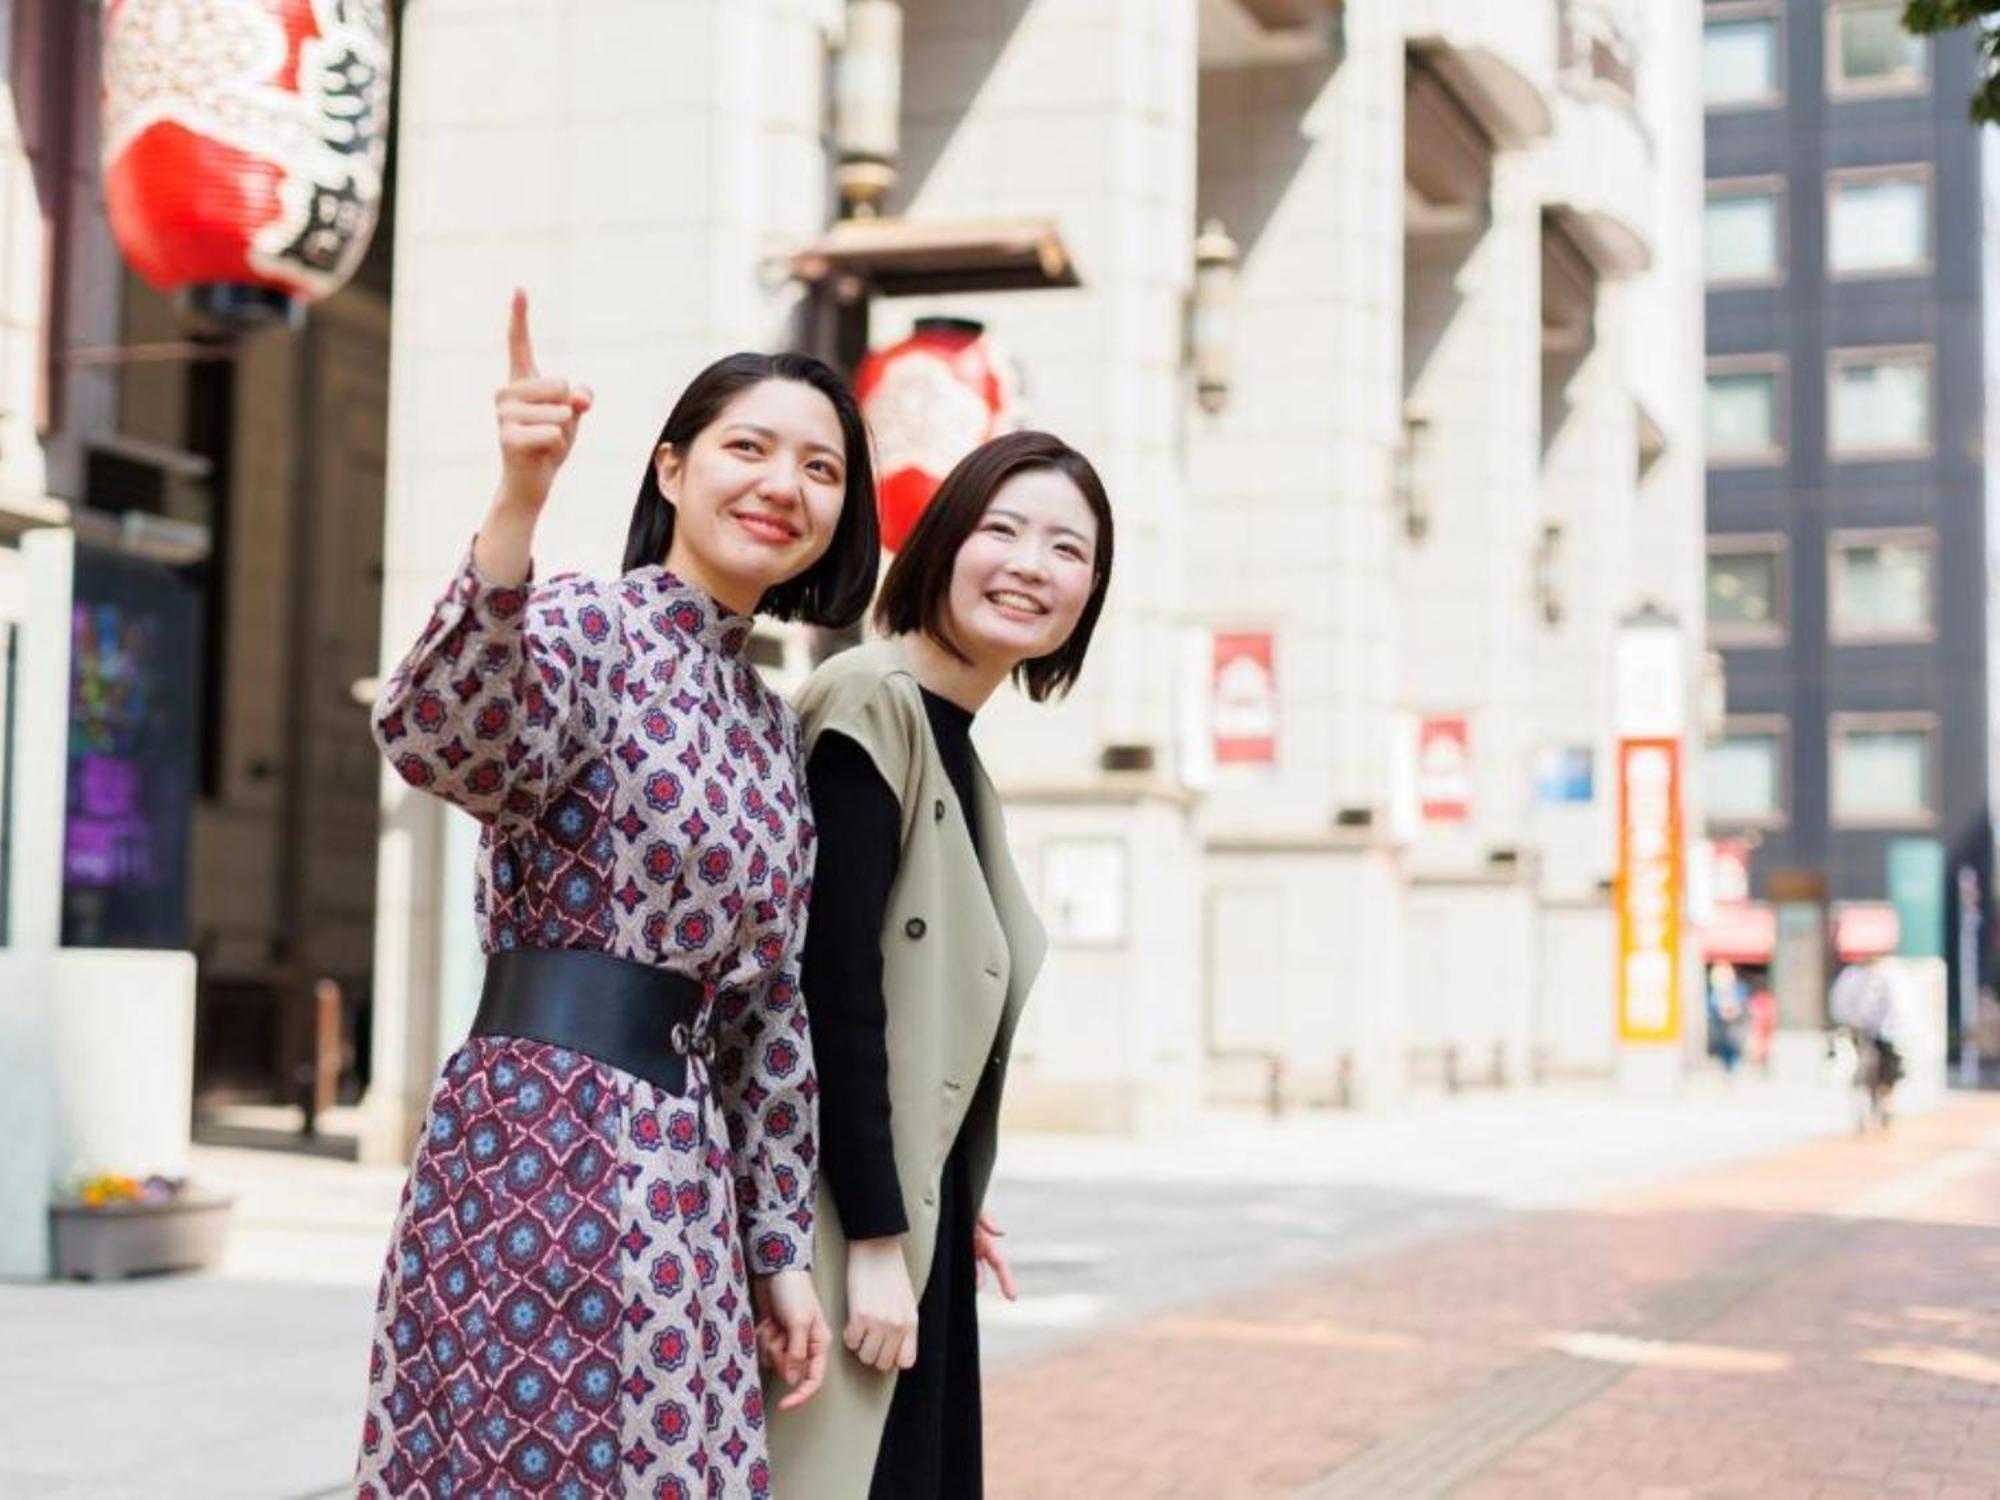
left=1706, top=720, right=1787, bottom=825
left=1831, top=715, right=1936, bottom=825
left=1707, top=538, right=1785, bottom=644
left=1829, top=348, right=1932, bottom=459
left=1704, top=10, right=1782, bottom=108
left=1828, top=169, right=1929, bottom=277
left=1706, top=360, right=1785, bottom=465
left=1829, top=1, right=1928, bottom=96
left=1705, top=181, right=1783, bottom=284
left=1830, top=530, right=1934, bottom=641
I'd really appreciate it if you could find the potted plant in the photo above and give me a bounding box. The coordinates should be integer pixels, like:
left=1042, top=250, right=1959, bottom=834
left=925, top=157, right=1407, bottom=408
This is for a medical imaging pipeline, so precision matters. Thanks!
left=48, top=1173, right=233, bottom=1281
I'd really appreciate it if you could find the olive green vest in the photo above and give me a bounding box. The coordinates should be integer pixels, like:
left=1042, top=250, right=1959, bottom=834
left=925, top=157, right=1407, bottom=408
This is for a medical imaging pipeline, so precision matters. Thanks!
left=766, top=638, right=1047, bottom=1498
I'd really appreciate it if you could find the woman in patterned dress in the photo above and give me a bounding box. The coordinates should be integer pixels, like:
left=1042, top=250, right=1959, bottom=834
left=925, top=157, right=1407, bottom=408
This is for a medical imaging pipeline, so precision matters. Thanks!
left=356, top=291, right=880, bottom=1498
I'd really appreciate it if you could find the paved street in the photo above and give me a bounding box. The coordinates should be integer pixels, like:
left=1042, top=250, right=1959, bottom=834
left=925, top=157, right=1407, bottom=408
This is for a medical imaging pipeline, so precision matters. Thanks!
left=3, top=1080, right=1994, bottom=1498
left=986, top=1093, right=2000, bottom=1499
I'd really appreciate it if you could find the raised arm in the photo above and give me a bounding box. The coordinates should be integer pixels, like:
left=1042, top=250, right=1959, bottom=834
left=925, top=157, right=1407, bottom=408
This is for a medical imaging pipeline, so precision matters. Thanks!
left=371, top=291, right=609, bottom=822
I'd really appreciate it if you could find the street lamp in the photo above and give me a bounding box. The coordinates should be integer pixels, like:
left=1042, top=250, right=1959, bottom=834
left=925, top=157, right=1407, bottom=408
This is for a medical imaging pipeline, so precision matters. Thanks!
left=834, top=0, right=902, bottom=218
left=1532, top=520, right=1564, bottom=625
left=1699, top=649, right=1727, bottom=740
left=1394, top=409, right=1432, bottom=539
left=1190, top=218, right=1240, bottom=414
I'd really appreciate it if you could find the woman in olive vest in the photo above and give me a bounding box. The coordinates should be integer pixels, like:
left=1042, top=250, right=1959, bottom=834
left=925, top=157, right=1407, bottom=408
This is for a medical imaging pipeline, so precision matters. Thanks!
left=769, top=430, right=1114, bottom=1497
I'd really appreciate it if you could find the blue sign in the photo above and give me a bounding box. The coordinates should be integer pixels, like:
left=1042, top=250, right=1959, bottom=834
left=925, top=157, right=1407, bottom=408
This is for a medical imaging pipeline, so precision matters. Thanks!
left=1534, top=745, right=1595, bottom=805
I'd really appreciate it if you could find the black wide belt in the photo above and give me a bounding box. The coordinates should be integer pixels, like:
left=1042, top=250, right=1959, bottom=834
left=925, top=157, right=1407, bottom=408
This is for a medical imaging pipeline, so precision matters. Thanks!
left=471, top=948, right=707, bottom=1094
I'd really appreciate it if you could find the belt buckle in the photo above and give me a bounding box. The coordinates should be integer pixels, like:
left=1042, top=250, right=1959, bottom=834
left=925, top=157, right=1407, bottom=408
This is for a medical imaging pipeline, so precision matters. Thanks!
left=670, top=1021, right=716, bottom=1064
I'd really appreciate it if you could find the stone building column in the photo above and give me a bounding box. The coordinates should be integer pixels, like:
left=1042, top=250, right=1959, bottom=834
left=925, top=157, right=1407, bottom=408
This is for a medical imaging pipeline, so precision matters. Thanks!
left=875, top=0, right=1206, bottom=1128
left=1189, top=4, right=1410, bottom=1106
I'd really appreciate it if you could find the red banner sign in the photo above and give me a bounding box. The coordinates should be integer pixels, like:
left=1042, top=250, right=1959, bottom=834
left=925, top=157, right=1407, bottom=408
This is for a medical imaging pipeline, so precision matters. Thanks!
left=1211, top=632, right=1276, bottom=766
left=1418, top=716, right=1472, bottom=823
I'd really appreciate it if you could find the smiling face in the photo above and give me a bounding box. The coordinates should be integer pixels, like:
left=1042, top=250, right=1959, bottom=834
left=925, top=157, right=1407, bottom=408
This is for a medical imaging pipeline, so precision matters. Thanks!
left=653, top=378, right=849, bottom=613
left=941, top=466, right=1101, bottom=672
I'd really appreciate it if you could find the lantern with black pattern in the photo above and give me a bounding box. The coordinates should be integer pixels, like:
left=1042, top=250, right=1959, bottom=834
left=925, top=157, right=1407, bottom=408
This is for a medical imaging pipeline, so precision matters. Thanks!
left=100, top=0, right=392, bottom=331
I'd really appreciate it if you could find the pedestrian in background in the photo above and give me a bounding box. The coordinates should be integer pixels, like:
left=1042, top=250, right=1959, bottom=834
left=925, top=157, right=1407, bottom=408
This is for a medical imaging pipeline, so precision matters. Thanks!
left=1829, top=959, right=1902, bottom=1130
left=1707, top=961, right=1746, bottom=1074
left=356, top=292, right=880, bottom=1497
left=1748, top=976, right=1777, bottom=1074
left=768, top=431, right=1115, bottom=1498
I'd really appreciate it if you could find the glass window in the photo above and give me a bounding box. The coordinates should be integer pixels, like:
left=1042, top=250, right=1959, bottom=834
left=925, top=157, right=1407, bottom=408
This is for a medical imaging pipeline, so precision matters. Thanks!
left=1829, top=174, right=1928, bottom=275
left=1833, top=723, right=1933, bottom=823
left=1831, top=353, right=1930, bottom=457
left=1706, top=729, right=1784, bottom=822
left=1707, top=367, right=1782, bottom=461
left=1706, top=189, right=1782, bottom=282
left=1832, top=535, right=1932, bottom=638
left=1707, top=547, right=1782, bottom=637
left=1831, top=2, right=1927, bottom=92
left=1704, top=16, right=1780, bottom=106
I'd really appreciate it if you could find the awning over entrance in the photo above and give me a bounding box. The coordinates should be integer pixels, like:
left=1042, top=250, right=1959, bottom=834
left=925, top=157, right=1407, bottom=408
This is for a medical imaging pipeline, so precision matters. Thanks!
left=1702, top=902, right=1775, bottom=964
left=788, top=218, right=1081, bottom=298
left=1834, top=903, right=1900, bottom=962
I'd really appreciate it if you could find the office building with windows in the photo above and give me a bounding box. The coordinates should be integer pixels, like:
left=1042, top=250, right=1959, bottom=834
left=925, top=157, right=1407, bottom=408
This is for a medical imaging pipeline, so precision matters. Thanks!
left=1700, top=0, right=1991, bottom=1039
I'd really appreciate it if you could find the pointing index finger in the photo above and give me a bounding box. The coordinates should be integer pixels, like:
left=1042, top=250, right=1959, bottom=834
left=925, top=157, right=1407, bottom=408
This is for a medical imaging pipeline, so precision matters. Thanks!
left=507, top=288, right=537, bottom=381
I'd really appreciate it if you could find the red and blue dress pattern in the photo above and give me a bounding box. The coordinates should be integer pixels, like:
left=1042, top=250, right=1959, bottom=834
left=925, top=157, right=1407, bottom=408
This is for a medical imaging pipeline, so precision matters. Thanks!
left=358, top=546, right=817, bottom=1498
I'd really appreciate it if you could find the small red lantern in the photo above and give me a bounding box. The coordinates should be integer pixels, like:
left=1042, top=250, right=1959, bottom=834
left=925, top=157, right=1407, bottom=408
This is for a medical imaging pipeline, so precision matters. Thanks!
left=100, top=0, right=393, bottom=330
left=854, top=317, right=1017, bottom=552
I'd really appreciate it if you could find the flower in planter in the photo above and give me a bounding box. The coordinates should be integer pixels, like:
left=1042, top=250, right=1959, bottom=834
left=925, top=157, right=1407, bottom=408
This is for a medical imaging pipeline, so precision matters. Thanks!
left=69, top=1173, right=188, bottom=1208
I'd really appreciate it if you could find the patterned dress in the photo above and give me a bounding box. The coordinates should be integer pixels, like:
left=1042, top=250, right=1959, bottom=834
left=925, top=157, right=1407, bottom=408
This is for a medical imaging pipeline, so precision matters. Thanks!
left=356, top=545, right=818, bottom=1499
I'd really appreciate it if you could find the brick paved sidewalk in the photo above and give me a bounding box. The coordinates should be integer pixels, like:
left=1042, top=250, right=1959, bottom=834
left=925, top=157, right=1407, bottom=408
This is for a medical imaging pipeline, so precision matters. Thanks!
left=985, top=1095, right=2000, bottom=1500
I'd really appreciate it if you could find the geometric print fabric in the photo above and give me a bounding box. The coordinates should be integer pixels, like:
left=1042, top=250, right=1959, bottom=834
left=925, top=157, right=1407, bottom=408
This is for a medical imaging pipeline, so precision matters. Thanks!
left=355, top=1038, right=776, bottom=1498
left=359, top=549, right=819, bottom=1495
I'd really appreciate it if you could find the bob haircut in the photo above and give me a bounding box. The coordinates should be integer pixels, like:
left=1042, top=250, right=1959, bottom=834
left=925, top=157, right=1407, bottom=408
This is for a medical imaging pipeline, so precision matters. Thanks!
left=622, top=351, right=880, bottom=628
left=873, top=429, right=1114, bottom=702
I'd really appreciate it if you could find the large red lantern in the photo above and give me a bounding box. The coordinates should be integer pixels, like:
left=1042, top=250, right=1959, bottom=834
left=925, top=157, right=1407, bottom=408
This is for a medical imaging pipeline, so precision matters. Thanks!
left=101, top=0, right=393, bottom=330
left=855, top=317, right=1017, bottom=552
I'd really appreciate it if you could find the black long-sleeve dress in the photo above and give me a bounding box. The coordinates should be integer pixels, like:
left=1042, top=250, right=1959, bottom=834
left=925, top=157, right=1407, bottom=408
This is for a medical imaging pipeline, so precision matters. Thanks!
left=802, top=688, right=994, bottom=1500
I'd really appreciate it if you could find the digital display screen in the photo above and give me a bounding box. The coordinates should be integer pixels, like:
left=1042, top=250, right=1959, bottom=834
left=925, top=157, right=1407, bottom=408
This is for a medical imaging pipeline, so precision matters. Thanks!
left=61, top=546, right=197, bottom=949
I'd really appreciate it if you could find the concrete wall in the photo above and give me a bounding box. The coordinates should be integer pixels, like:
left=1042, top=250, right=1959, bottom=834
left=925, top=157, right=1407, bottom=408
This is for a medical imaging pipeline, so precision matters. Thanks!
left=878, top=0, right=1208, bottom=1129
left=1184, top=4, right=1410, bottom=1105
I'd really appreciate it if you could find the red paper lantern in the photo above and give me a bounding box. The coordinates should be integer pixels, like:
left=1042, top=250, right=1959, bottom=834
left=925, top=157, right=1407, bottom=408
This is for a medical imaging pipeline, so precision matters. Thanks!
left=100, top=0, right=393, bottom=330
left=854, top=317, right=1016, bottom=552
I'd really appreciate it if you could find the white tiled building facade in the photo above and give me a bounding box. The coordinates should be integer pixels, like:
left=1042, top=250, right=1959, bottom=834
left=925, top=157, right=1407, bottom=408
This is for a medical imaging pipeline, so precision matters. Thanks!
left=367, top=0, right=1707, bottom=1152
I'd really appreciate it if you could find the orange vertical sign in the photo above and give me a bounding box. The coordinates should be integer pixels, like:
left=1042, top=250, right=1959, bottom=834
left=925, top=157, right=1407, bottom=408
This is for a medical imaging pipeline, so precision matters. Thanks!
left=1617, top=737, right=1683, bottom=1043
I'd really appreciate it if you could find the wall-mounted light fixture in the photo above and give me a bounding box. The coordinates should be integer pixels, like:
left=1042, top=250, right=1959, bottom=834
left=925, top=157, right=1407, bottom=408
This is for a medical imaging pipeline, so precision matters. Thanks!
left=1699, top=648, right=1728, bottom=739
left=834, top=0, right=903, bottom=218
left=1190, top=218, right=1240, bottom=414
left=1532, top=519, right=1565, bottom=624
left=1395, top=409, right=1432, bottom=539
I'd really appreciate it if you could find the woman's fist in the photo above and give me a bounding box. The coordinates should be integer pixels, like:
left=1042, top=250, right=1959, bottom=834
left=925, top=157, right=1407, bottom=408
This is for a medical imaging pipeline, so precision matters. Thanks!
left=845, top=1237, right=920, bottom=1374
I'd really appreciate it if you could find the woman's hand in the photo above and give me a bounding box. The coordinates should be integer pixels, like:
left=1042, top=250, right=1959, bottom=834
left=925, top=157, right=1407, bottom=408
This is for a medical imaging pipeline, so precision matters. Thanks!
left=844, top=1236, right=920, bottom=1373
left=972, top=1210, right=1018, bottom=1301
left=752, top=1269, right=831, bottom=1411
left=476, top=289, right=594, bottom=583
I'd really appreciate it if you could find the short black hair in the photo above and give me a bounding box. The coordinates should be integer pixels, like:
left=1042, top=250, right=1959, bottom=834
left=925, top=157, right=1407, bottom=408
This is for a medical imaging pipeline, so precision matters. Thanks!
left=622, top=351, right=880, bottom=627
left=873, top=430, right=1113, bottom=702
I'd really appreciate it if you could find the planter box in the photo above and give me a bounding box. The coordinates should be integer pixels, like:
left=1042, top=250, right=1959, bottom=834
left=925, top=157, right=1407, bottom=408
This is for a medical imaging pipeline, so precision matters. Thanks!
left=48, top=1194, right=233, bottom=1281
